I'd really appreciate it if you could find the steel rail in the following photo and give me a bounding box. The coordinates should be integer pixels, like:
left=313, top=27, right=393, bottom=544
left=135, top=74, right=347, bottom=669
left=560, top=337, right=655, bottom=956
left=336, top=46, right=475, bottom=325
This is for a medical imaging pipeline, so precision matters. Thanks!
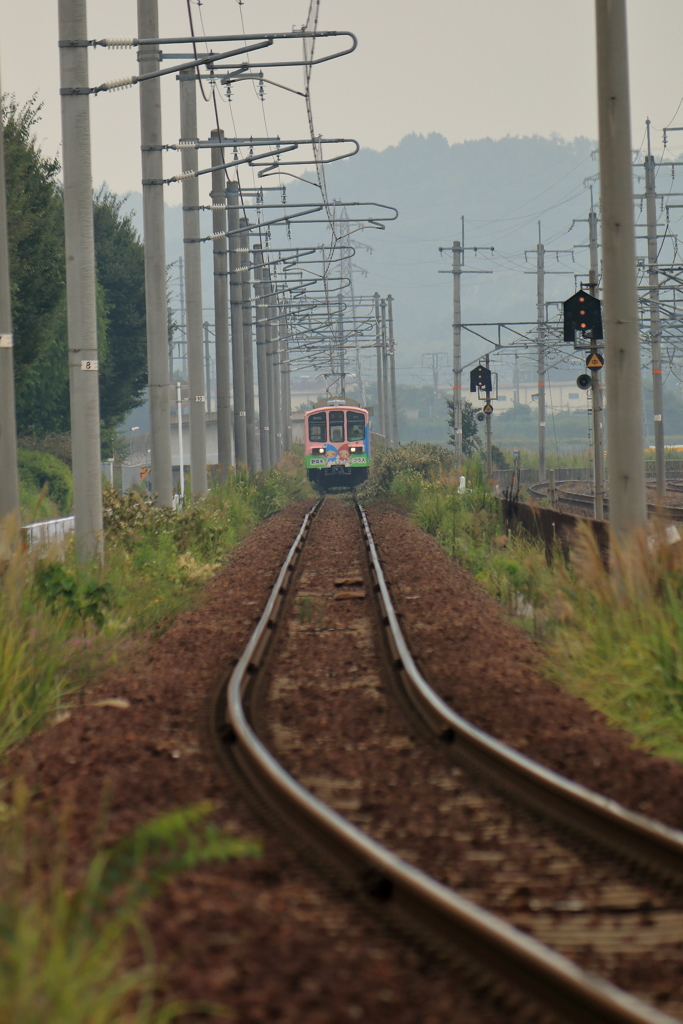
left=214, top=497, right=681, bottom=1024
left=528, top=482, right=683, bottom=523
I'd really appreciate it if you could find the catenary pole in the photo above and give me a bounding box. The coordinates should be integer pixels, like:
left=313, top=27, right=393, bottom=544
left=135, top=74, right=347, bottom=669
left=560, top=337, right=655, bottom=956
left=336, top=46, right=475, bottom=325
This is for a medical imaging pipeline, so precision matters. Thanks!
left=388, top=295, right=399, bottom=447
left=645, top=120, right=665, bottom=500
left=176, top=380, right=185, bottom=499
left=485, top=352, right=493, bottom=478
left=210, top=130, right=232, bottom=477
left=452, top=241, right=463, bottom=467
left=179, top=71, right=207, bottom=497
left=240, top=219, right=257, bottom=473
left=595, top=0, right=647, bottom=537
left=536, top=226, right=546, bottom=484
left=374, top=293, right=384, bottom=441
left=264, top=264, right=277, bottom=467
left=280, top=302, right=292, bottom=451
left=588, top=204, right=605, bottom=519
left=381, top=297, right=391, bottom=444
left=271, top=289, right=283, bottom=461
left=59, top=0, right=104, bottom=562
left=227, top=181, right=247, bottom=467
left=253, top=244, right=270, bottom=471
left=0, top=78, right=19, bottom=542
left=137, top=0, right=173, bottom=506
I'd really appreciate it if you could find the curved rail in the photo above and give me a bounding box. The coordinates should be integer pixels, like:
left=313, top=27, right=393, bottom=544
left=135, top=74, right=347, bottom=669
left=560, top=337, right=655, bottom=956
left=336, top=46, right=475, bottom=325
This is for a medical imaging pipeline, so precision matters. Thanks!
left=527, top=481, right=683, bottom=523
left=213, top=497, right=681, bottom=1024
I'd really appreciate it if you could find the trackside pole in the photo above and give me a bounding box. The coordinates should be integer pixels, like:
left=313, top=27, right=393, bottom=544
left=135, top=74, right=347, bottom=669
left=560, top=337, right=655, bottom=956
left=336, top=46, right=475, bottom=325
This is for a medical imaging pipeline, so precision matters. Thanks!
left=595, top=0, right=647, bottom=537
left=211, top=129, right=233, bottom=477
left=0, top=75, right=20, bottom=546
left=137, top=0, right=173, bottom=506
left=58, top=0, right=104, bottom=562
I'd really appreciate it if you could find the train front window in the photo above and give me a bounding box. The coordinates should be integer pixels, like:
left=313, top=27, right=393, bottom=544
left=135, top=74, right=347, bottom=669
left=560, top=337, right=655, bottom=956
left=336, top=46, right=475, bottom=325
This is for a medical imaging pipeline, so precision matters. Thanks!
left=329, top=410, right=345, bottom=443
left=308, top=412, right=327, bottom=443
left=347, top=411, right=365, bottom=442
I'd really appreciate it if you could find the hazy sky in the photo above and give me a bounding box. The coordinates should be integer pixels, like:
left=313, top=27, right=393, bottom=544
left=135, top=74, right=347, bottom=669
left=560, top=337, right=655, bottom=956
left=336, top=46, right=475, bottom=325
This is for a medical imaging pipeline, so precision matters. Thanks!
left=2, top=0, right=683, bottom=196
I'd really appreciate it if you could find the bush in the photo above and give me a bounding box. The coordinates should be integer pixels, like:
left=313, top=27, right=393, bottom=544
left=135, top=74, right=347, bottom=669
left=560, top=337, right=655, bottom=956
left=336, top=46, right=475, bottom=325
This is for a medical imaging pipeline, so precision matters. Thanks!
left=17, top=449, right=73, bottom=516
left=360, top=441, right=454, bottom=498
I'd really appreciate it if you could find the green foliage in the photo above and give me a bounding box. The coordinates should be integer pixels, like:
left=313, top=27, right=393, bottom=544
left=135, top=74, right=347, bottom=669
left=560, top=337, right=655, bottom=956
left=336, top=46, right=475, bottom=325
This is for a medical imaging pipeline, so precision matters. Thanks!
left=360, top=440, right=454, bottom=498
left=34, top=562, right=113, bottom=629
left=17, top=449, right=73, bottom=516
left=446, top=397, right=482, bottom=458
left=94, top=188, right=148, bottom=431
left=2, top=97, right=64, bottom=384
left=0, top=787, right=256, bottom=1023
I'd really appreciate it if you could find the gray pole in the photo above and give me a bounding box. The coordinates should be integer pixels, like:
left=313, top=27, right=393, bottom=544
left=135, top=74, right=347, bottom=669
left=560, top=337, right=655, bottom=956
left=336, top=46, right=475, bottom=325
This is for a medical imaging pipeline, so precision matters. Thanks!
left=485, top=352, right=493, bottom=479
left=59, top=0, right=104, bottom=562
left=374, top=292, right=384, bottom=440
left=210, top=130, right=232, bottom=477
left=388, top=295, right=399, bottom=446
left=0, top=78, right=20, bottom=539
left=536, top=229, right=546, bottom=483
left=137, top=0, right=172, bottom=507
left=513, top=353, right=520, bottom=407
left=178, top=255, right=186, bottom=377
left=265, top=266, right=277, bottom=466
left=381, top=298, right=391, bottom=445
left=272, top=296, right=283, bottom=461
left=240, top=219, right=257, bottom=473
left=253, top=244, right=270, bottom=471
left=203, top=321, right=212, bottom=414
left=645, top=121, right=665, bottom=500
left=280, top=302, right=292, bottom=452
left=452, top=241, right=463, bottom=467
left=588, top=205, right=605, bottom=519
left=595, top=0, right=647, bottom=536
left=179, top=71, right=207, bottom=497
left=226, top=181, right=247, bottom=467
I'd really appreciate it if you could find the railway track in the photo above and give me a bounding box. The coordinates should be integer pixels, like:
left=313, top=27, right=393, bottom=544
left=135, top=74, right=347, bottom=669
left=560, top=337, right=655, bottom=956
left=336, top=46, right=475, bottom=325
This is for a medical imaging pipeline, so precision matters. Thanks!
left=211, top=495, right=683, bottom=1024
left=527, top=481, right=683, bottom=522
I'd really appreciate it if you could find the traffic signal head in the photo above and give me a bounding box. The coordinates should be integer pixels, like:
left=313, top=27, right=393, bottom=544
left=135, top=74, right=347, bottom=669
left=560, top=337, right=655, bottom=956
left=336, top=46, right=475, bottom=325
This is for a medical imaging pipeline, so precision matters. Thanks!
left=470, top=364, right=493, bottom=392
left=563, top=289, right=603, bottom=343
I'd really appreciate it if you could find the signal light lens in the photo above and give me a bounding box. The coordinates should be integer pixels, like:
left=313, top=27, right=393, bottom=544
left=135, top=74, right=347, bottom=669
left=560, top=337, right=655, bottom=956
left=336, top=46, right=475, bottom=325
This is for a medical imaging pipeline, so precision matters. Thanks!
left=580, top=322, right=587, bottom=329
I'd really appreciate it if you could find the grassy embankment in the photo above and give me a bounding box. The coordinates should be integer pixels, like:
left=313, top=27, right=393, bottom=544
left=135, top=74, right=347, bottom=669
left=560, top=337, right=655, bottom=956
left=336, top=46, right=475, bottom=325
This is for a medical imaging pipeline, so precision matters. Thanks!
left=361, top=442, right=683, bottom=764
left=0, top=448, right=312, bottom=1022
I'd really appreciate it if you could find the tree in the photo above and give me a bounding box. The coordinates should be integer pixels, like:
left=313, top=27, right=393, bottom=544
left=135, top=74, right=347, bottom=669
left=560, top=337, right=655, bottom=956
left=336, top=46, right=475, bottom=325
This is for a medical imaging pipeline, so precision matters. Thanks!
left=93, top=188, right=147, bottom=429
left=446, top=397, right=482, bottom=457
left=3, top=97, right=64, bottom=392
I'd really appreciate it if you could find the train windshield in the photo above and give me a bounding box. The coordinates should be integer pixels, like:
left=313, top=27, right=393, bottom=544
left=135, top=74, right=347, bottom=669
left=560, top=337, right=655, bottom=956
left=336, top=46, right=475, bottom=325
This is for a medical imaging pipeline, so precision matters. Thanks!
left=329, top=410, right=345, bottom=443
left=347, top=411, right=365, bottom=441
left=308, top=412, right=327, bottom=443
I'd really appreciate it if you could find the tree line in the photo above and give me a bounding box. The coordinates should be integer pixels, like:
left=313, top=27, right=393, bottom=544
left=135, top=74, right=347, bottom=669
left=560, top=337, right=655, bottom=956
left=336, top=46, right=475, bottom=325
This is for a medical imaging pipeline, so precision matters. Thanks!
left=4, top=97, right=147, bottom=449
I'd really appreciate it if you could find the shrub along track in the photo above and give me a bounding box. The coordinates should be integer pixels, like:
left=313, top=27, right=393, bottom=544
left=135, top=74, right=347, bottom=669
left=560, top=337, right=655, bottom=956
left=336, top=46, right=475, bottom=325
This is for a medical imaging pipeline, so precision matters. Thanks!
left=215, top=495, right=683, bottom=1024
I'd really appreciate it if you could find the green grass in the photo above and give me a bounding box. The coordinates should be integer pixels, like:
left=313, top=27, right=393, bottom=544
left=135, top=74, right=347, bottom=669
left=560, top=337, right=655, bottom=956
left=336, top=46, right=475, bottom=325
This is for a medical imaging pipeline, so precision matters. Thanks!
left=0, top=786, right=257, bottom=1024
left=365, top=450, right=683, bottom=763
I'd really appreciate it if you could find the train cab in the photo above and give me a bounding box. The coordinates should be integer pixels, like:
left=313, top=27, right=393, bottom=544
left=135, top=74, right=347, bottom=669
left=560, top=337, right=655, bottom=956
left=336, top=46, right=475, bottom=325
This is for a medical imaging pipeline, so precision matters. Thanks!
left=304, top=398, right=370, bottom=490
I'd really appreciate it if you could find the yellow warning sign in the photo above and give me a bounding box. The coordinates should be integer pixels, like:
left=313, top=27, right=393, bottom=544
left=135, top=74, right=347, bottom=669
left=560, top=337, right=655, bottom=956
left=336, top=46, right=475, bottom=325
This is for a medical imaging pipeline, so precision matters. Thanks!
left=586, top=352, right=604, bottom=369
left=483, top=403, right=494, bottom=415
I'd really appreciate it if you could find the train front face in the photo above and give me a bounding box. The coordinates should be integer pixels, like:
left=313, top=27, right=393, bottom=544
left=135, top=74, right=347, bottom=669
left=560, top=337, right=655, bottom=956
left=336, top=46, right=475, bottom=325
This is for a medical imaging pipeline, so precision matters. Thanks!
left=304, top=406, right=370, bottom=489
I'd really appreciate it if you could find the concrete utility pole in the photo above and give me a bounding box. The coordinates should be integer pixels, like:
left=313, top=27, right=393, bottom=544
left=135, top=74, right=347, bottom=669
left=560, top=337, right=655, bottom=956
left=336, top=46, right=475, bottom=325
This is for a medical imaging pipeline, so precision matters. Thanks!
left=227, top=181, right=247, bottom=467
left=178, top=255, right=186, bottom=376
left=265, top=266, right=277, bottom=467
left=210, top=129, right=232, bottom=478
left=267, top=268, right=281, bottom=463
left=645, top=119, right=665, bottom=500
left=59, top=0, right=104, bottom=562
left=388, top=295, right=399, bottom=447
left=137, top=0, right=173, bottom=507
left=203, top=321, right=212, bottom=414
left=240, top=219, right=257, bottom=473
left=513, top=353, right=520, bottom=407
left=176, top=379, right=185, bottom=500
left=451, top=241, right=463, bottom=467
left=0, top=78, right=20, bottom=543
left=536, top=227, right=546, bottom=484
left=588, top=203, right=605, bottom=519
left=374, top=292, right=385, bottom=440
left=485, top=352, right=493, bottom=479
left=179, top=71, right=207, bottom=497
left=253, top=245, right=270, bottom=471
left=380, top=298, right=391, bottom=444
left=595, top=0, right=647, bottom=537
left=279, top=304, right=292, bottom=452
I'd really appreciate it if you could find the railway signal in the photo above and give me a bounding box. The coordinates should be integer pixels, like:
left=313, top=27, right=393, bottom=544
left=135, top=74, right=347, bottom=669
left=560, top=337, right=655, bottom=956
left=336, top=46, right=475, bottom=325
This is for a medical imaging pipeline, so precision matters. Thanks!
left=470, top=364, right=492, bottom=392
left=563, top=289, right=603, bottom=343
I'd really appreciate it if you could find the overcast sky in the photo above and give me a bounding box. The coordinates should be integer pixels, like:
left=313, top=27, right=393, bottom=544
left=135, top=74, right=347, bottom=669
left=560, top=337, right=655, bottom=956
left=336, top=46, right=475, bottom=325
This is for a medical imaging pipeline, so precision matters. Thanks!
left=2, top=0, right=683, bottom=197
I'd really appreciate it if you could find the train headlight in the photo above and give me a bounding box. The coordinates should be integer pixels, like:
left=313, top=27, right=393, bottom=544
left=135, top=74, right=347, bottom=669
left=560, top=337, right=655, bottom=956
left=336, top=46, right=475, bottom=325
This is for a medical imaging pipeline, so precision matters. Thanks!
left=317, top=447, right=325, bottom=454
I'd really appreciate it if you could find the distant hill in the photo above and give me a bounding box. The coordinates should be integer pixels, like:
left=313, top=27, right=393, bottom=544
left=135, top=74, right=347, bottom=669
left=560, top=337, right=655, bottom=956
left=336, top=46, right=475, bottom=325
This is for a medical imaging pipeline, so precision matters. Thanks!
left=120, top=131, right=597, bottom=380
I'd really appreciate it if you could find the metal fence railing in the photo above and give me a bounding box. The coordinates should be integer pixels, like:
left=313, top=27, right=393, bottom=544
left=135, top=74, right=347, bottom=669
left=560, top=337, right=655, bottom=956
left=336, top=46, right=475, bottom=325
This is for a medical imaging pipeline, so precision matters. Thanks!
left=22, top=516, right=75, bottom=552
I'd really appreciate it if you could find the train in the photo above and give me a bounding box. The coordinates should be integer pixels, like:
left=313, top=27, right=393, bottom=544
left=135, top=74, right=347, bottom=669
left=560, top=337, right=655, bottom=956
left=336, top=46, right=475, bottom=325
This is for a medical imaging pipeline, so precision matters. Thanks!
left=304, top=398, right=370, bottom=490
